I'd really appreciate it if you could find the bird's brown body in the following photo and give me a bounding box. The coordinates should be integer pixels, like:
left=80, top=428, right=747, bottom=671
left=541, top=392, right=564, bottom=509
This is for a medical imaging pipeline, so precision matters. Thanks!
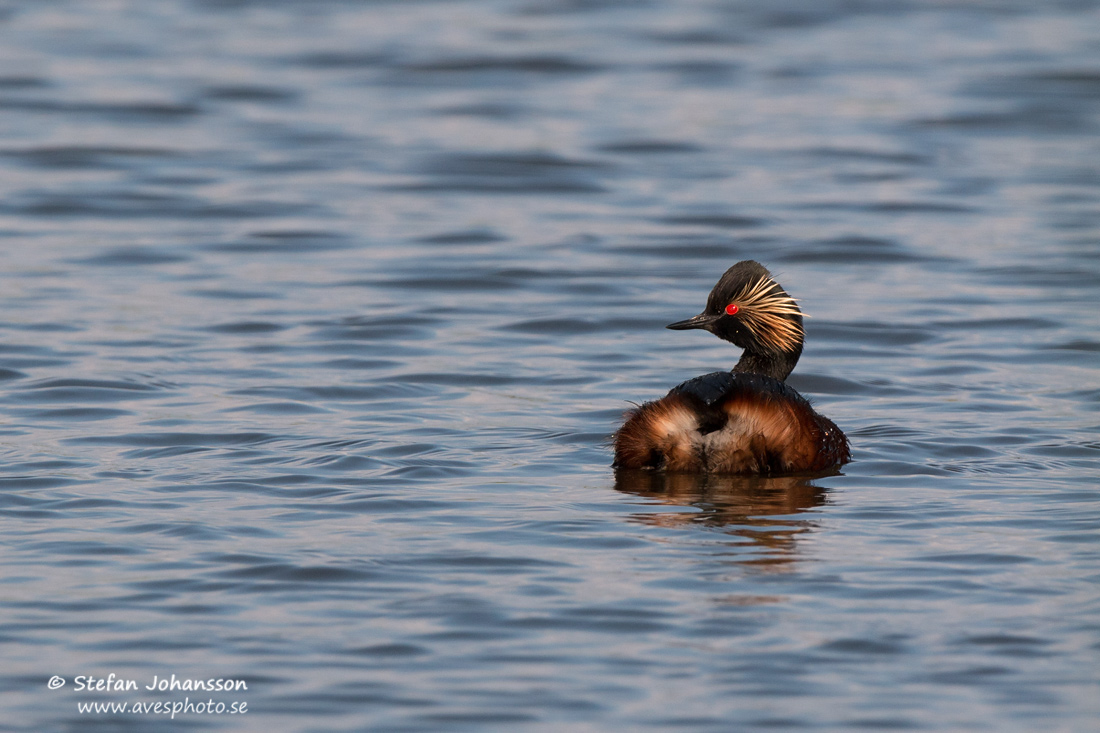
left=613, top=261, right=850, bottom=475
left=614, top=371, right=848, bottom=473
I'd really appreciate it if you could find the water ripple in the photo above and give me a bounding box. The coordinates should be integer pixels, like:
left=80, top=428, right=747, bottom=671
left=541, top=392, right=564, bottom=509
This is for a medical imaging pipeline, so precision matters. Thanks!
left=1, top=1, right=1098, bottom=731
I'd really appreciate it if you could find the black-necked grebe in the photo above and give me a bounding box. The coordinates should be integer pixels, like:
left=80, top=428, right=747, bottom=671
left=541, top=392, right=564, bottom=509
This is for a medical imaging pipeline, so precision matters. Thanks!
left=613, top=260, right=850, bottom=474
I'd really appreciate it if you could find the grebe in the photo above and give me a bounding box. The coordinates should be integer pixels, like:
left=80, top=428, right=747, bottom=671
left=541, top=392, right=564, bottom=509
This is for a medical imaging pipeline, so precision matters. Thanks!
left=613, top=260, right=850, bottom=474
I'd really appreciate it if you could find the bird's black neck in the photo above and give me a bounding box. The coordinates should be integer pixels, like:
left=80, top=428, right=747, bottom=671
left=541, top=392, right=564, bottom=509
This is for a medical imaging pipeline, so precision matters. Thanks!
left=733, top=347, right=800, bottom=382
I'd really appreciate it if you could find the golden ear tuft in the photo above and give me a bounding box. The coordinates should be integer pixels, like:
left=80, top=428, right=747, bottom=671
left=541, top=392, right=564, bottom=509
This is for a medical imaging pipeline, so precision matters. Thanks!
left=730, top=276, right=804, bottom=352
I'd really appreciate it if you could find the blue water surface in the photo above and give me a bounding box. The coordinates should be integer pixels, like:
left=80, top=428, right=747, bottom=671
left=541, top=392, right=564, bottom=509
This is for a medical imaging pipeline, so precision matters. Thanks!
left=1, top=1, right=1099, bottom=730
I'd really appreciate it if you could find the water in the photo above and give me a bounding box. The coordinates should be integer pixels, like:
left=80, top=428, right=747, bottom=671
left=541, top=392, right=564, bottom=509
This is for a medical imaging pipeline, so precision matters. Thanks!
left=1, top=0, right=1099, bottom=730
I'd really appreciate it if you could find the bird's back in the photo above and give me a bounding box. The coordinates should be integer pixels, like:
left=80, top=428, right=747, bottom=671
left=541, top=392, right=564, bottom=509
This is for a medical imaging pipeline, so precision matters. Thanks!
left=613, top=371, right=849, bottom=474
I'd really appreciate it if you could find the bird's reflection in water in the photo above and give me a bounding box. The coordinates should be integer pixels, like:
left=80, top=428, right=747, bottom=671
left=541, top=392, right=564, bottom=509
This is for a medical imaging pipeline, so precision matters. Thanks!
left=613, top=470, right=831, bottom=571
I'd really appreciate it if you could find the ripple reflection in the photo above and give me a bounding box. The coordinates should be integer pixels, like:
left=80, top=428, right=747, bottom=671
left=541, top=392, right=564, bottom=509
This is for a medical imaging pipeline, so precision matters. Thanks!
left=614, top=471, right=830, bottom=570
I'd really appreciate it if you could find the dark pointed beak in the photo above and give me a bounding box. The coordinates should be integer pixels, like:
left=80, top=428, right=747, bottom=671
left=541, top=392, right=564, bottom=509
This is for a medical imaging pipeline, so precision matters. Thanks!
left=666, top=313, right=719, bottom=331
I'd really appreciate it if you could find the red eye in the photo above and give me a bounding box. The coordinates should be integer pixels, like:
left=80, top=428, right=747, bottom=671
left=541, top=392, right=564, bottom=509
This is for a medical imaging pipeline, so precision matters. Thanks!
left=725, top=303, right=739, bottom=315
